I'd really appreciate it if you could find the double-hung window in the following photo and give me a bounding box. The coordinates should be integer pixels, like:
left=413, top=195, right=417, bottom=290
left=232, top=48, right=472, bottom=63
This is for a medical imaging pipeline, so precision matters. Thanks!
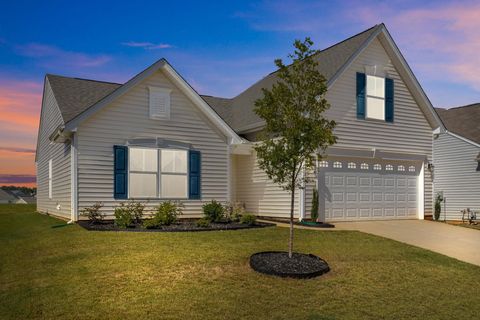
left=128, top=147, right=188, bottom=199
left=366, top=74, right=385, bottom=120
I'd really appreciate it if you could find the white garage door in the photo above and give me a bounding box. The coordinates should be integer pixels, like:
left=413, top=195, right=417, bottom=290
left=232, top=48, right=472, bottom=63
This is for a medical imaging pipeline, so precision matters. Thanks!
left=318, top=159, right=420, bottom=221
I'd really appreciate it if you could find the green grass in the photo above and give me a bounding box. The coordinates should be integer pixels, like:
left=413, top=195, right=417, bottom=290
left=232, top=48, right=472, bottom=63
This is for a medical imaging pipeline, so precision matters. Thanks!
left=1, top=204, right=479, bottom=320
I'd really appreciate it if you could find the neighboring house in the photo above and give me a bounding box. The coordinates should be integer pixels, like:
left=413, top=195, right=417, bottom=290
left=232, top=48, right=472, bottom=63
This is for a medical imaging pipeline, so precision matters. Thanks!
left=434, top=104, right=480, bottom=220
left=0, top=189, right=35, bottom=204
left=36, top=23, right=442, bottom=222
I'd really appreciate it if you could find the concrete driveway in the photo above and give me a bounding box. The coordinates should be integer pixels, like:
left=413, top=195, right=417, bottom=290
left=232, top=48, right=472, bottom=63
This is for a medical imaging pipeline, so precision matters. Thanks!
left=335, top=220, right=480, bottom=266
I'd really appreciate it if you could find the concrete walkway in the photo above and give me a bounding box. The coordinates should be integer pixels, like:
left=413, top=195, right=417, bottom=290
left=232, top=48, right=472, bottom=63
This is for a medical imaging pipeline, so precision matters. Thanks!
left=334, top=220, right=480, bottom=266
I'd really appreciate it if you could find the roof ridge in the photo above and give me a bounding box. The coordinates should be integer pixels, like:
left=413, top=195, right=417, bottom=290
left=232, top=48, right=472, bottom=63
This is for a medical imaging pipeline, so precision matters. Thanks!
left=230, top=24, right=379, bottom=100
left=445, top=103, right=480, bottom=110
left=46, top=73, right=123, bottom=86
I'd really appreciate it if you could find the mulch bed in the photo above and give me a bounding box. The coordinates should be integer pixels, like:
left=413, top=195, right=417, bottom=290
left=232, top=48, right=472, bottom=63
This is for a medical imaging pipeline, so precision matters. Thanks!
left=250, top=251, right=330, bottom=279
left=298, top=221, right=335, bottom=228
left=77, top=219, right=275, bottom=232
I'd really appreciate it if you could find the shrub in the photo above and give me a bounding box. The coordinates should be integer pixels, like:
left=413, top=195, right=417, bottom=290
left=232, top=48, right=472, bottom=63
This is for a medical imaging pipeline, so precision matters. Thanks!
left=80, top=202, right=103, bottom=224
left=311, top=188, right=319, bottom=222
left=434, top=193, right=443, bottom=221
left=196, top=217, right=211, bottom=228
left=143, top=201, right=183, bottom=229
left=114, top=203, right=134, bottom=228
left=127, top=200, right=145, bottom=223
left=202, top=200, right=225, bottom=222
left=240, top=214, right=257, bottom=226
left=224, top=202, right=245, bottom=222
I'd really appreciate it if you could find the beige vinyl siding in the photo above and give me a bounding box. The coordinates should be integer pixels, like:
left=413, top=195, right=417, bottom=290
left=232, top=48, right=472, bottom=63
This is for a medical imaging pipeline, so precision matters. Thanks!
left=76, top=69, right=229, bottom=218
left=433, top=133, right=480, bottom=220
left=234, top=38, right=434, bottom=219
left=36, top=79, right=71, bottom=218
left=324, top=38, right=434, bottom=216
left=234, top=153, right=300, bottom=217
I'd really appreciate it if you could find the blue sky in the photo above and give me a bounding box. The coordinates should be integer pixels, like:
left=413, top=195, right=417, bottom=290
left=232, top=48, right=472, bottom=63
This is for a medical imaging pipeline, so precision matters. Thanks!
left=0, top=0, right=479, bottom=185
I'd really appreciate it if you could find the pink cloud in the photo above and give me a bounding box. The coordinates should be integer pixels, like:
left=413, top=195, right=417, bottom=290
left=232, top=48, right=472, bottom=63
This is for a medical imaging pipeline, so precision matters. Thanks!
left=348, top=2, right=480, bottom=91
left=16, top=43, right=111, bottom=68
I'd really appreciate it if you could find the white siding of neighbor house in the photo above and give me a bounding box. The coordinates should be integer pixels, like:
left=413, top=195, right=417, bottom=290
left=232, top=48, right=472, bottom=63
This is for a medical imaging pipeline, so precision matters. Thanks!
left=233, top=153, right=300, bottom=217
left=320, top=37, right=434, bottom=216
left=76, top=69, right=229, bottom=218
left=36, top=79, right=71, bottom=218
left=433, top=133, right=480, bottom=220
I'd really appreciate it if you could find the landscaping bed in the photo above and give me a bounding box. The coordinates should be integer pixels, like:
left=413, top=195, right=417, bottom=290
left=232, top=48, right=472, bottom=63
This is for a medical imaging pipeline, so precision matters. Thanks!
left=250, top=251, right=330, bottom=279
left=78, top=219, right=274, bottom=232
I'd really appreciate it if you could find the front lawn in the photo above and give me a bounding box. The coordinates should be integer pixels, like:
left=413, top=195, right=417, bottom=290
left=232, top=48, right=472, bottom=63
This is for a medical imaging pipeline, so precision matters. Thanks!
left=1, top=204, right=479, bottom=319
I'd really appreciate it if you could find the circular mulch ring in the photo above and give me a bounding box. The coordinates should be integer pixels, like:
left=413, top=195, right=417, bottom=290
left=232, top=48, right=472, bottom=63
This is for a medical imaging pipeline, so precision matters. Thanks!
left=298, top=221, right=335, bottom=228
left=250, top=251, right=330, bottom=279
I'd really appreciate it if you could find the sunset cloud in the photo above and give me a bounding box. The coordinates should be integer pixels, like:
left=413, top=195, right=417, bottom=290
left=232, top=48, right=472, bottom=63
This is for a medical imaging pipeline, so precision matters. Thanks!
left=15, top=43, right=112, bottom=68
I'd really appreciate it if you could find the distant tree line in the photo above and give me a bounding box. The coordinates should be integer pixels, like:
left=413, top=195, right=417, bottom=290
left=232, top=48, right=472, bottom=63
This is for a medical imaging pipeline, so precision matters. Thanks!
left=1, top=186, right=36, bottom=196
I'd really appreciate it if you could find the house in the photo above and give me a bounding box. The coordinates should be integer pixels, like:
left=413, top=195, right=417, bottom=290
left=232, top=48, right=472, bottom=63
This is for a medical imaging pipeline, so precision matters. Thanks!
left=433, top=104, right=480, bottom=220
left=35, top=23, right=442, bottom=222
left=0, top=189, right=35, bottom=204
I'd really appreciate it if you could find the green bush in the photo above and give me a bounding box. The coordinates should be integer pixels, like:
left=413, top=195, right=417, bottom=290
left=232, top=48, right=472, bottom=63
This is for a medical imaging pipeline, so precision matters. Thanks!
left=126, top=200, right=145, bottom=223
left=80, top=202, right=103, bottom=224
left=143, top=201, right=183, bottom=229
left=196, top=217, right=211, bottom=228
left=224, top=202, right=244, bottom=222
left=434, top=193, right=443, bottom=221
left=240, top=214, right=257, bottom=226
left=114, top=203, right=134, bottom=228
left=202, top=200, right=225, bottom=222
left=311, top=188, right=319, bottom=222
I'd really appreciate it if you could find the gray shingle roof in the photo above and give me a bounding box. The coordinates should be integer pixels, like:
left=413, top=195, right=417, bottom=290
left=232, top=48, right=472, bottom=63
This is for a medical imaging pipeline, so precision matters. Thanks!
left=0, top=189, right=19, bottom=202
left=205, top=24, right=380, bottom=132
left=47, top=74, right=121, bottom=123
left=436, top=104, right=480, bottom=145
left=46, top=25, right=380, bottom=134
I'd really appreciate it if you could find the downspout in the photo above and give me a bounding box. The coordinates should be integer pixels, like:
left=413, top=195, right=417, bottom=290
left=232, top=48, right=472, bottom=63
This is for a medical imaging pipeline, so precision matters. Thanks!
left=69, top=131, right=78, bottom=223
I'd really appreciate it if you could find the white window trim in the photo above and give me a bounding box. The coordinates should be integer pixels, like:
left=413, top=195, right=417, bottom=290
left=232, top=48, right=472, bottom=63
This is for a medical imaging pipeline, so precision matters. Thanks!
left=364, top=65, right=386, bottom=121
left=148, top=86, right=172, bottom=120
left=128, top=146, right=188, bottom=200
left=48, top=159, right=53, bottom=199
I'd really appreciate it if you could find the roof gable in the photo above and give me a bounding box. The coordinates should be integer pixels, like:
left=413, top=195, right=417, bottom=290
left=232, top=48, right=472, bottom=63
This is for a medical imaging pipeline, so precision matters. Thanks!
left=205, top=25, right=380, bottom=132
left=436, top=104, right=480, bottom=145
left=45, top=60, right=243, bottom=145
left=47, top=75, right=121, bottom=123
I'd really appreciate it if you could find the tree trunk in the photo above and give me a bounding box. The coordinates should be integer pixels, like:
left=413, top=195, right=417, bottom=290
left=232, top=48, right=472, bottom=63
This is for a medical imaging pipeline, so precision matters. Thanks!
left=289, top=177, right=296, bottom=258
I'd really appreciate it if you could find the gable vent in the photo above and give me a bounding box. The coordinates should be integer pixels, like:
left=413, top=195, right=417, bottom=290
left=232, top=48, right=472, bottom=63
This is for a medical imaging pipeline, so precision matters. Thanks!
left=149, top=87, right=171, bottom=120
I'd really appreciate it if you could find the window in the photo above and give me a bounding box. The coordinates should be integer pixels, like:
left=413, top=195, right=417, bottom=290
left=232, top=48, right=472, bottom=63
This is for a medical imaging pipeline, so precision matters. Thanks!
left=366, top=75, right=385, bottom=120
left=333, top=161, right=342, bottom=168
left=129, top=148, right=158, bottom=198
left=319, top=161, right=328, bottom=168
left=408, top=165, right=416, bottom=172
left=148, top=87, right=171, bottom=120
left=361, top=163, right=369, bottom=170
left=347, top=162, right=356, bottom=169
left=373, top=164, right=381, bottom=170
left=48, top=159, right=52, bottom=199
left=128, top=147, right=188, bottom=198
left=386, top=164, right=393, bottom=171
left=160, top=149, right=188, bottom=198
left=398, top=165, right=405, bottom=172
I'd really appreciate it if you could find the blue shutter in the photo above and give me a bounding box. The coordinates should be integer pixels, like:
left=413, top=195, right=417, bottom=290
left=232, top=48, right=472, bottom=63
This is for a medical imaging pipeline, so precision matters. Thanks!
left=385, top=78, right=394, bottom=122
left=113, top=145, right=128, bottom=199
left=356, top=72, right=366, bottom=119
left=188, top=150, right=201, bottom=199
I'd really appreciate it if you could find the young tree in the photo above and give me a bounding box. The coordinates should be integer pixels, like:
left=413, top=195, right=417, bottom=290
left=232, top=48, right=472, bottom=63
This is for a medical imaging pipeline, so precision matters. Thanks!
left=254, top=38, right=336, bottom=258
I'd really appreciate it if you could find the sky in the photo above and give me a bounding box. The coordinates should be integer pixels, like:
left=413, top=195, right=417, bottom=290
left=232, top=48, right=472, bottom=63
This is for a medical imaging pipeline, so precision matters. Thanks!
left=0, top=0, right=479, bottom=187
